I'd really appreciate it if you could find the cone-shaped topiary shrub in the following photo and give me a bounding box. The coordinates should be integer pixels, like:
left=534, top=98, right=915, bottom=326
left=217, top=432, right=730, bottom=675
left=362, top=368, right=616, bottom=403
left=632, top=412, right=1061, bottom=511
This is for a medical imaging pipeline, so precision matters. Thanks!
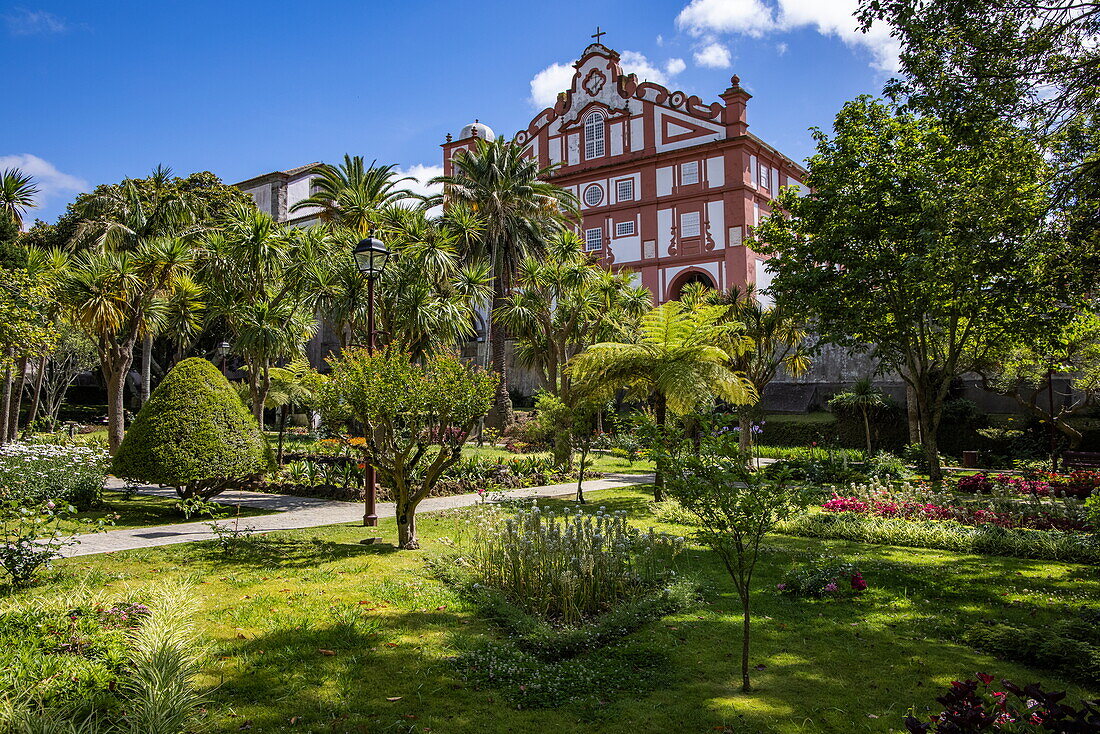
left=112, top=357, right=273, bottom=500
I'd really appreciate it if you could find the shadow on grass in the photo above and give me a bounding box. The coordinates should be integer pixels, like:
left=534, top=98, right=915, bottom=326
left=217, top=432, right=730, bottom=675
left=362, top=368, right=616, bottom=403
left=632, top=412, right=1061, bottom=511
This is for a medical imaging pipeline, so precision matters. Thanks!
left=188, top=535, right=398, bottom=570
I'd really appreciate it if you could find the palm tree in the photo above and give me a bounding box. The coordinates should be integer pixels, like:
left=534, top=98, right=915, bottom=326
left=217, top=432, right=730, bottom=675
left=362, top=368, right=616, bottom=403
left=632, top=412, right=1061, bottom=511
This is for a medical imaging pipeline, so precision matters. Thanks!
left=72, top=166, right=199, bottom=406
left=201, top=203, right=320, bottom=424
left=707, top=285, right=812, bottom=451
left=498, top=231, right=650, bottom=398
left=431, top=138, right=579, bottom=428
left=290, top=156, right=416, bottom=234
left=829, top=377, right=888, bottom=456
left=265, top=358, right=319, bottom=464
left=568, top=300, right=758, bottom=500
left=55, top=237, right=197, bottom=452
left=0, top=168, right=40, bottom=229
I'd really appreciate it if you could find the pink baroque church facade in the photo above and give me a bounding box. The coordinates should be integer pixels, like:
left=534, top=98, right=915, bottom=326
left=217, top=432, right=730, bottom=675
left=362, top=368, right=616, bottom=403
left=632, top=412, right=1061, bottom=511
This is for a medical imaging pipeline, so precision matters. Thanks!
left=441, top=42, right=807, bottom=304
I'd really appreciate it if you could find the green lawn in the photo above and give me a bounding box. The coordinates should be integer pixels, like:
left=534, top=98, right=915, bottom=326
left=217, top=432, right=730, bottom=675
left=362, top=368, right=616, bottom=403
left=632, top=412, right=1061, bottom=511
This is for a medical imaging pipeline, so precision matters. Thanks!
left=56, top=493, right=271, bottom=534
left=10, top=486, right=1096, bottom=733
left=461, top=444, right=655, bottom=474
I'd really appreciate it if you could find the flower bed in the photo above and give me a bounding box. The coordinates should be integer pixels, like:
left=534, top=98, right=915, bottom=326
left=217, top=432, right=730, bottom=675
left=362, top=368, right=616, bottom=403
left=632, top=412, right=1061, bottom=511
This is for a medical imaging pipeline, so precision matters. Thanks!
left=822, top=480, right=1090, bottom=532
left=0, top=443, right=109, bottom=510
left=956, top=470, right=1100, bottom=499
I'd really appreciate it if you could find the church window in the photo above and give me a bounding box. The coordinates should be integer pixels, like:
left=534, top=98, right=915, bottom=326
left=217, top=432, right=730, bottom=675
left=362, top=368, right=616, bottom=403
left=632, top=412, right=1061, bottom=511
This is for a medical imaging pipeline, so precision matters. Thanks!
left=615, top=220, right=635, bottom=237
left=584, top=111, right=605, bottom=159
left=681, top=161, right=700, bottom=185
left=585, top=227, right=603, bottom=251
left=680, top=211, right=701, bottom=238
left=583, top=184, right=604, bottom=207
left=616, top=178, right=634, bottom=202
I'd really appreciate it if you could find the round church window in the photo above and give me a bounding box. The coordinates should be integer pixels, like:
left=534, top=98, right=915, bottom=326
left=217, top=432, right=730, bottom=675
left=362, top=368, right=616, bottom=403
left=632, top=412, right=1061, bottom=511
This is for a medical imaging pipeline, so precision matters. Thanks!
left=583, top=184, right=604, bottom=207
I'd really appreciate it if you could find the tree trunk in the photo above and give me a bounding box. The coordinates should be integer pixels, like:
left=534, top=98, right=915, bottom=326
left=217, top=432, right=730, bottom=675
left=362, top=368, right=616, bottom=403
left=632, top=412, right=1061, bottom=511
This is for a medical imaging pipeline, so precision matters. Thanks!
left=22, top=352, right=47, bottom=435
left=0, top=354, right=12, bottom=446
left=738, top=412, right=752, bottom=453
left=862, top=407, right=872, bottom=457
left=654, top=392, right=667, bottom=502
left=905, top=382, right=921, bottom=444
left=914, top=390, right=945, bottom=481
left=576, top=442, right=589, bottom=503
left=487, top=286, right=513, bottom=430
left=396, top=498, right=419, bottom=550
left=104, top=355, right=132, bottom=454
left=140, top=334, right=153, bottom=406
left=7, top=356, right=28, bottom=440
left=741, top=592, right=752, bottom=692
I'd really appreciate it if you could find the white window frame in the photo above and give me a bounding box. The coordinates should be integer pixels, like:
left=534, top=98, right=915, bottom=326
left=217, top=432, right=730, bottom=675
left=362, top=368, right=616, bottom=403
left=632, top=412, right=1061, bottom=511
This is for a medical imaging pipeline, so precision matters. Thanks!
left=585, top=227, right=603, bottom=251
left=615, top=220, right=635, bottom=238
left=583, top=184, right=604, bottom=207
left=681, top=161, right=700, bottom=186
left=616, top=178, right=634, bottom=202
left=758, top=162, right=770, bottom=190
left=680, top=211, right=701, bottom=238
left=584, top=111, right=606, bottom=159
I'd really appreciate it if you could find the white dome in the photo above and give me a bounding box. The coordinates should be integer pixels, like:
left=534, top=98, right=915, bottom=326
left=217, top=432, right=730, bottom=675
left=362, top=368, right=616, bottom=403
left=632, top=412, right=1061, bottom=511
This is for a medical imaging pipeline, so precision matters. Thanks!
left=459, top=120, right=495, bottom=141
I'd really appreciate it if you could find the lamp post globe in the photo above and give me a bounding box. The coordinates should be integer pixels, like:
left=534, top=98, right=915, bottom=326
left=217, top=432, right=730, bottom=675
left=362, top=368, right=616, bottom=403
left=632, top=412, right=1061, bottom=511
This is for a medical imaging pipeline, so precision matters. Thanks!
left=353, top=234, right=390, bottom=279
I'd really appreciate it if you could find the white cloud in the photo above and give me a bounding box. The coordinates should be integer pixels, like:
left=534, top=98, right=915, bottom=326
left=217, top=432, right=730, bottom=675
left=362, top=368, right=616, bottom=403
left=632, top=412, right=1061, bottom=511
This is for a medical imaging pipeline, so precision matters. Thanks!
left=529, top=62, right=575, bottom=109
left=776, top=41, right=788, bottom=55
left=528, top=50, right=687, bottom=109
left=4, top=8, right=67, bottom=36
left=694, top=41, right=732, bottom=68
left=665, top=57, right=687, bottom=76
left=0, top=154, right=86, bottom=219
left=676, top=0, right=900, bottom=73
left=395, top=163, right=444, bottom=201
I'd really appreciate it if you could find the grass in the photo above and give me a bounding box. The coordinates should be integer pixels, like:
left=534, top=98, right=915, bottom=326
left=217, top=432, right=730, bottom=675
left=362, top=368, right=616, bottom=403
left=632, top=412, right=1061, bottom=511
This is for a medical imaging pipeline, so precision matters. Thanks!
left=5, top=486, right=1096, bottom=733
left=56, top=493, right=271, bottom=534
left=461, top=445, right=655, bottom=474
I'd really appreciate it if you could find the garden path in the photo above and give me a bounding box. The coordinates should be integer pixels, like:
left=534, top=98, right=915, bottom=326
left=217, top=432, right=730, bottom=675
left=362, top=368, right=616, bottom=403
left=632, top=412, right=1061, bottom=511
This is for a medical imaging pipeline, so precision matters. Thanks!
left=59, top=473, right=655, bottom=558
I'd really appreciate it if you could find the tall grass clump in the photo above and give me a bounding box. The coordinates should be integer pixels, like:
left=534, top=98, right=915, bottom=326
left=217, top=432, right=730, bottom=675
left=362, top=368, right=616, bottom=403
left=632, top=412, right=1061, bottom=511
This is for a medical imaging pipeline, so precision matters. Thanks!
left=3, top=582, right=206, bottom=734
left=462, top=502, right=683, bottom=625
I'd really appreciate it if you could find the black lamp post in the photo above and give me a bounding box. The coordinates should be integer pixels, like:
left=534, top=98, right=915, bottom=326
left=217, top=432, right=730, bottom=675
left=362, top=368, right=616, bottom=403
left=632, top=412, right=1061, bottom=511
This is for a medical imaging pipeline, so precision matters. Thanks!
left=214, top=341, right=231, bottom=379
left=353, top=232, right=390, bottom=527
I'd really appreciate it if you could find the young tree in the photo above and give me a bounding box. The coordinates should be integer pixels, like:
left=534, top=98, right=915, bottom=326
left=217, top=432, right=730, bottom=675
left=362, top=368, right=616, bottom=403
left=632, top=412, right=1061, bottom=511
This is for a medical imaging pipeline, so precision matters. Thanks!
left=568, top=300, right=757, bottom=500
left=432, top=139, right=579, bottom=429
left=0, top=268, right=53, bottom=444
left=319, top=348, right=495, bottom=549
left=265, top=358, right=322, bottom=464
left=755, top=97, right=1063, bottom=480
left=664, top=433, right=810, bottom=692
left=828, top=378, right=888, bottom=456
left=37, top=324, right=99, bottom=432
left=290, top=156, right=417, bottom=234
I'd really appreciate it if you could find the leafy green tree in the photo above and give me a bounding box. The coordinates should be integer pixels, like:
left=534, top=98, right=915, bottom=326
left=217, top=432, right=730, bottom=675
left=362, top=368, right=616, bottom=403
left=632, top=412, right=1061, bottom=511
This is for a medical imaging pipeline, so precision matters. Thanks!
left=497, top=232, right=651, bottom=399
left=568, top=300, right=757, bottom=500
left=0, top=214, right=27, bottom=270
left=978, top=308, right=1100, bottom=450
left=0, top=267, right=54, bottom=444
left=755, top=97, right=1063, bottom=480
left=828, top=378, right=888, bottom=456
left=0, top=168, right=39, bottom=230
left=432, top=139, right=579, bottom=429
left=664, top=432, right=810, bottom=692
left=113, top=357, right=272, bottom=501
left=290, top=156, right=416, bottom=234
left=37, top=323, right=99, bottom=432
left=319, top=348, right=494, bottom=549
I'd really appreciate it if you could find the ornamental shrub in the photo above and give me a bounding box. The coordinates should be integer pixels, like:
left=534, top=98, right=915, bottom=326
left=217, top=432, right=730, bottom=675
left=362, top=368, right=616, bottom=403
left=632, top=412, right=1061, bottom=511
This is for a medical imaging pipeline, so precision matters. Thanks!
left=777, top=555, right=867, bottom=598
left=112, top=358, right=272, bottom=500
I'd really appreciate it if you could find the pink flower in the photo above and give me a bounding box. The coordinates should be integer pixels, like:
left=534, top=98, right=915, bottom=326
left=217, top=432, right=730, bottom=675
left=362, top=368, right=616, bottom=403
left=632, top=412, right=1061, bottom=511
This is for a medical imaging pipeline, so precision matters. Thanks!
left=776, top=583, right=787, bottom=590
left=823, top=582, right=838, bottom=593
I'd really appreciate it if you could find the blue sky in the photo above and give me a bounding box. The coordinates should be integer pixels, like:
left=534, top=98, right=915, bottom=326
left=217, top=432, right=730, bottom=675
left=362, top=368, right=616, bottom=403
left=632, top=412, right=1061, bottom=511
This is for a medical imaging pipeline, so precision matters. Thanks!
left=0, top=0, right=896, bottom=225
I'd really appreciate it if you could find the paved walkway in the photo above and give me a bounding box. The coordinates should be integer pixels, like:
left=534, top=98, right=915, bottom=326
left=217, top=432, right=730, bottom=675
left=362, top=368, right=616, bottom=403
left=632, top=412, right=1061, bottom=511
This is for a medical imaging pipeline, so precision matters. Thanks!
left=60, top=473, right=655, bottom=558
